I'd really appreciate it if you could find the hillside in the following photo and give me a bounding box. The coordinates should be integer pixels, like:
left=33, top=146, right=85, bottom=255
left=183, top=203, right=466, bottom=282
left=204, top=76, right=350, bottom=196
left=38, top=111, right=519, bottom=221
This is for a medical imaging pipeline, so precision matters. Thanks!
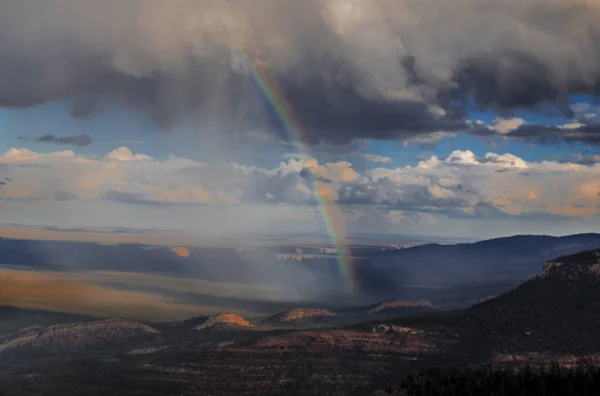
left=0, top=319, right=161, bottom=361
left=0, top=307, right=93, bottom=338
left=387, top=248, right=600, bottom=363
left=373, top=249, right=600, bottom=393
left=261, top=308, right=337, bottom=326
left=471, top=248, right=600, bottom=352
left=368, top=300, right=434, bottom=315
left=174, top=313, right=253, bottom=330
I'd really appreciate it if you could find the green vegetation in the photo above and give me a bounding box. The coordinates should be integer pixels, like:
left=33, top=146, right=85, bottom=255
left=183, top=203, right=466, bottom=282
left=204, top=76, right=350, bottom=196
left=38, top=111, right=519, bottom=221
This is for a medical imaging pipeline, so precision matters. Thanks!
left=377, top=363, right=600, bottom=396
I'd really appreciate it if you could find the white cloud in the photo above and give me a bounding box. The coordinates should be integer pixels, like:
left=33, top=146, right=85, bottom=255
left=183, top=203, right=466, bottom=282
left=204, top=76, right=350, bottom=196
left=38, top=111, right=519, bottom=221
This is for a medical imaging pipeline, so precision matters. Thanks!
left=559, top=123, right=586, bottom=130
left=428, top=184, right=456, bottom=200
left=445, top=150, right=478, bottom=165
left=489, top=118, right=526, bottom=134
left=484, top=153, right=528, bottom=169
left=1, top=146, right=600, bottom=230
left=105, top=147, right=152, bottom=162
left=3, top=148, right=77, bottom=161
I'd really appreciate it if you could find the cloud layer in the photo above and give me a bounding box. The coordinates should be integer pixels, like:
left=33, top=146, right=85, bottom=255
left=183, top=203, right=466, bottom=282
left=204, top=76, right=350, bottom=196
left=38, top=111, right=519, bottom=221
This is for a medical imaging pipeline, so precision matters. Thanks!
left=1, top=146, right=598, bottom=225
left=1, top=0, right=599, bottom=144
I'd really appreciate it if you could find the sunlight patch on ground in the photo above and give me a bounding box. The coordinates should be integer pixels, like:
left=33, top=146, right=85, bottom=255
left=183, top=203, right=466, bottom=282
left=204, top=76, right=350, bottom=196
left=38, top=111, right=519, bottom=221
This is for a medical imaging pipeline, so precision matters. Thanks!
left=0, top=269, right=223, bottom=322
left=171, top=247, right=190, bottom=257
left=82, top=271, right=295, bottom=301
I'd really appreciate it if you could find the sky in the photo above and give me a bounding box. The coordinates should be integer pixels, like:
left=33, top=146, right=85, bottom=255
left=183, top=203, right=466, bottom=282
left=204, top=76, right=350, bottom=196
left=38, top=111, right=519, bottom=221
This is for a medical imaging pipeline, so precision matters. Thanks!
left=0, top=0, right=599, bottom=241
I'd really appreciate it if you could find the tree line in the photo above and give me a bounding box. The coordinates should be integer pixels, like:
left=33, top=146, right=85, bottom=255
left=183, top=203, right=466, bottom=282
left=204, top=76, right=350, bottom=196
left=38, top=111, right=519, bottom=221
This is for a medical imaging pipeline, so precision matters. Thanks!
left=379, top=362, right=600, bottom=396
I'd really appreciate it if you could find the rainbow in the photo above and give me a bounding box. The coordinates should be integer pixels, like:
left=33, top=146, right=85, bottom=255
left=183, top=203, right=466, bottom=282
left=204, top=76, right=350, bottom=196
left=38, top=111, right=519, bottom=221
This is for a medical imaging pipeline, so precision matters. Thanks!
left=248, top=62, right=359, bottom=293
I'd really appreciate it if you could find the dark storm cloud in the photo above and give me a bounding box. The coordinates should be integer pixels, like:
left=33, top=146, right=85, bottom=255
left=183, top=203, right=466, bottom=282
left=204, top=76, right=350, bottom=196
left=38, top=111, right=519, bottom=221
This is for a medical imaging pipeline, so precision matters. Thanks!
left=29, top=134, right=93, bottom=147
left=452, top=51, right=577, bottom=112
left=0, top=0, right=599, bottom=145
left=470, top=123, right=600, bottom=145
left=526, top=125, right=600, bottom=145
left=69, top=100, right=97, bottom=120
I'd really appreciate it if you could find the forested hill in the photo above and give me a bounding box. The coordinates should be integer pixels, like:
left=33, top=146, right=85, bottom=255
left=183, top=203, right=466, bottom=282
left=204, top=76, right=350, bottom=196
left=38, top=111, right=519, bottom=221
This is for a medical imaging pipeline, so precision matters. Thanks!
left=396, top=248, right=600, bottom=361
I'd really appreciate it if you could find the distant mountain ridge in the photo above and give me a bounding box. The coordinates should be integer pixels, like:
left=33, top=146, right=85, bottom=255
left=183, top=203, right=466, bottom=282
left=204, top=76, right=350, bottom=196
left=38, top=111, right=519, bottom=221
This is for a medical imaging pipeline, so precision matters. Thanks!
left=357, top=233, right=600, bottom=298
left=1, top=233, right=600, bottom=307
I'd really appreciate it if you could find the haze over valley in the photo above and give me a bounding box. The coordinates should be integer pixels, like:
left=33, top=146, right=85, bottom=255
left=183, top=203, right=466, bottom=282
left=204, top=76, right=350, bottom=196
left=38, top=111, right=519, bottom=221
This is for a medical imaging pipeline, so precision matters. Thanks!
left=3, top=230, right=600, bottom=322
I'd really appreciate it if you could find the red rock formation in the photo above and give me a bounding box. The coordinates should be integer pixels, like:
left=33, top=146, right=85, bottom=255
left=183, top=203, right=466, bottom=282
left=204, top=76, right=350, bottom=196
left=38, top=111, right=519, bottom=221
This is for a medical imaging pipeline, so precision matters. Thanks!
left=196, top=313, right=253, bottom=330
left=263, top=308, right=337, bottom=324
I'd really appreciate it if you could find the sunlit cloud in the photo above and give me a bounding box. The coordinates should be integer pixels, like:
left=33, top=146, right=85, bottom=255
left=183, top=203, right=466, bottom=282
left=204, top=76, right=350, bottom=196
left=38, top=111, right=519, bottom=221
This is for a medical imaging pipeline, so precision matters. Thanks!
left=0, top=148, right=600, bottom=227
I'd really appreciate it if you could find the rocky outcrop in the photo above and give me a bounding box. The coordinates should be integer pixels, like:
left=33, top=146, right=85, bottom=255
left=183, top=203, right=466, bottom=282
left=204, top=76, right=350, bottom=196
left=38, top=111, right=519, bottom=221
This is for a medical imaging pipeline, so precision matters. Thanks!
left=541, top=249, right=600, bottom=279
left=195, top=313, right=253, bottom=330
left=368, top=300, right=434, bottom=314
left=0, top=319, right=160, bottom=358
left=262, top=308, right=337, bottom=325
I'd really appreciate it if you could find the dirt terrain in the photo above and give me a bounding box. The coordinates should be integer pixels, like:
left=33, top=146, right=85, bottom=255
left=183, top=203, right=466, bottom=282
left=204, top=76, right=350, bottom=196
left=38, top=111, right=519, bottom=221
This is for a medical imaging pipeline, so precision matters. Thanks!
left=261, top=308, right=337, bottom=325
left=368, top=299, right=434, bottom=314
left=0, top=319, right=160, bottom=361
left=0, top=323, right=446, bottom=396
